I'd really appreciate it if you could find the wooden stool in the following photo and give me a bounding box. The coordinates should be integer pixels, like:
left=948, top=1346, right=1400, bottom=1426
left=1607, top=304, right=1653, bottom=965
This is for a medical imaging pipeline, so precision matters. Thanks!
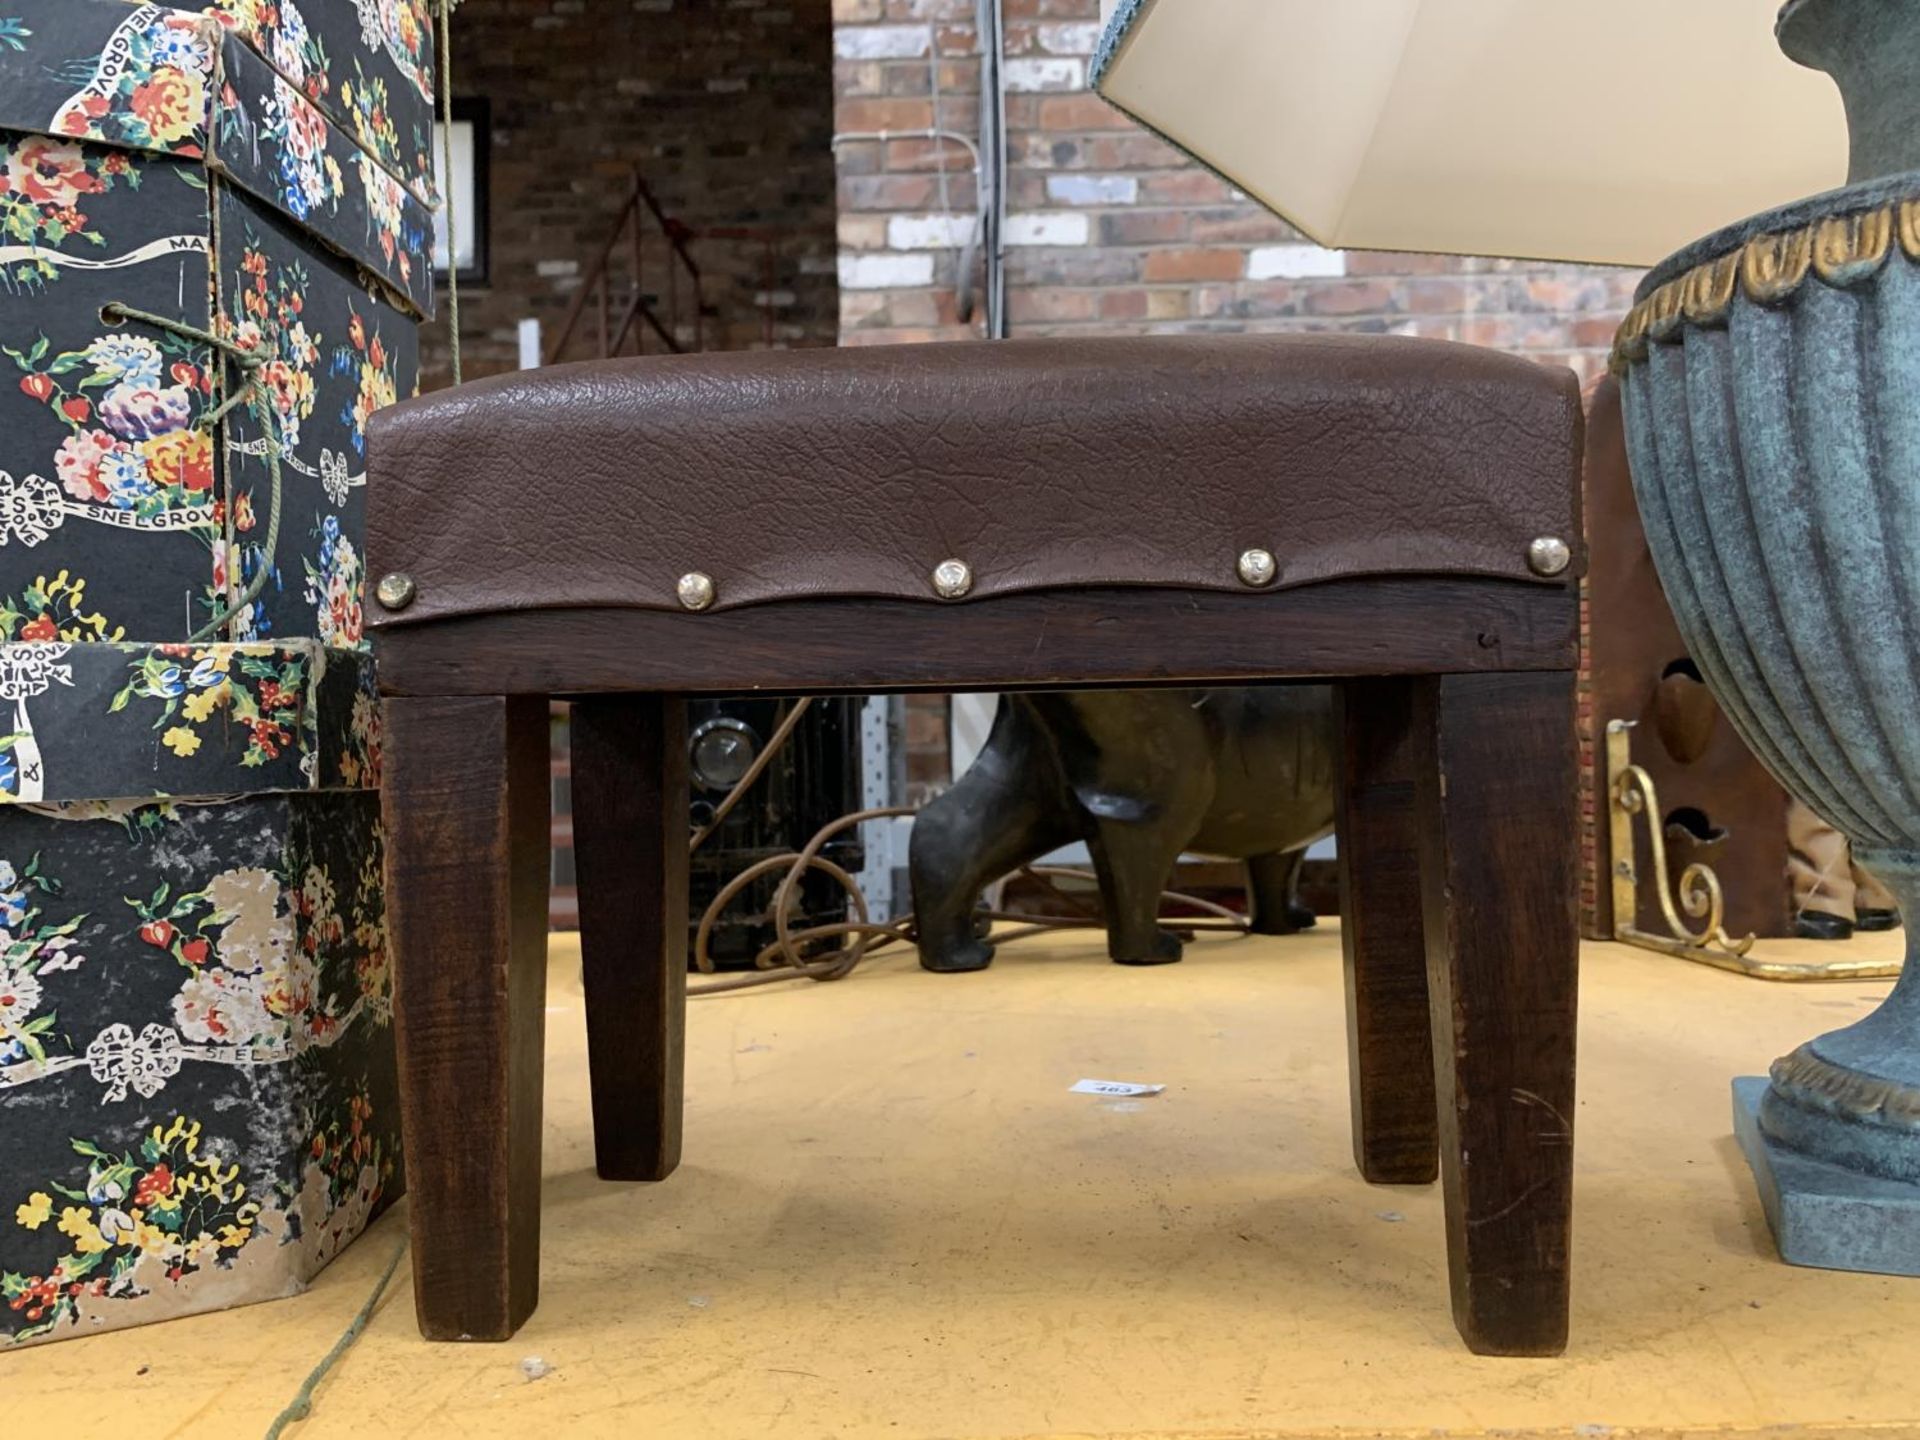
left=366, top=335, right=1583, bottom=1356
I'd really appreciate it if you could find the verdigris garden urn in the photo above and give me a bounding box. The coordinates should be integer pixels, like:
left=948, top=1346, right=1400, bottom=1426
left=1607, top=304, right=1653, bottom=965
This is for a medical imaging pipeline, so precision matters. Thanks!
left=1612, top=0, right=1920, bottom=1271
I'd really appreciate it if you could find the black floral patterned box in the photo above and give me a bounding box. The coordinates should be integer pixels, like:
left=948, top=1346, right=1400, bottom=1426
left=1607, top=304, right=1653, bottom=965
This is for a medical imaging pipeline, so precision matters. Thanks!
left=0, top=0, right=428, bottom=1347
left=0, top=636, right=398, bottom=1348
left=0, top=790, right=398, bottom=1348
left=0, top=638, right=380, bottom=805
left=189, top=0, right=439, bottom=209
left=1, top=0, right=430, bottom=645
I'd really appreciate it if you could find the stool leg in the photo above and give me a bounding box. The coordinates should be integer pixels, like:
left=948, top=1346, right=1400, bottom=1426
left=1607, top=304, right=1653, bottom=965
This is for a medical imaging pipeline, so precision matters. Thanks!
left=1415, top=671, right=1579, bottom=1357
left=570, top=694, right=688, bottom=1180
left=1334, top=677, right=1437, bottom=1185
left=384, top=694, right=551, bottom=1341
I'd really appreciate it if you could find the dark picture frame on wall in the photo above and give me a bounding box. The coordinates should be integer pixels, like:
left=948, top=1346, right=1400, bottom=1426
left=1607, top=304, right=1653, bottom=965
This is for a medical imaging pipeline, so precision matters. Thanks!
left=431, top=96, right=491, bottom=287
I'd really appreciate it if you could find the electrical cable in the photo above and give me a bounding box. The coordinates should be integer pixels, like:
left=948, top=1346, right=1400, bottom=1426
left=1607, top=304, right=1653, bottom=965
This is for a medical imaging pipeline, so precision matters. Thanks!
left=684, top=704, right=1253, bottom=997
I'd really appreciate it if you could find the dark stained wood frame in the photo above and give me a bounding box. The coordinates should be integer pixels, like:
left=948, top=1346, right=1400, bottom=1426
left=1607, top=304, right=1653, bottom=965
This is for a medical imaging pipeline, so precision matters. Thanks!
left=379, top=575, right=1580, bottom=1356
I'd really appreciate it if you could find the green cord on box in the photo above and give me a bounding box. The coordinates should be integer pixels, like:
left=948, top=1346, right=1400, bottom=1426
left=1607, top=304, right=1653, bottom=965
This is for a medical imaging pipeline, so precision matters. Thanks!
left=437, top=0, right=461, bottom=386
left=99, top=301, right=284, bottom=645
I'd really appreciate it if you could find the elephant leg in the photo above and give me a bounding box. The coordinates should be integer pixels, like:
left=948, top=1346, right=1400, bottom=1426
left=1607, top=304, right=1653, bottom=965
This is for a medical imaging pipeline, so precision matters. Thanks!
left=1087, top=817, right=1192, bottom=965
left=1247, top=847, right=1317, bottom=934
left=910, top=703, right=1074, bottom=973
left=1027, top=691, right=1216, bottom=968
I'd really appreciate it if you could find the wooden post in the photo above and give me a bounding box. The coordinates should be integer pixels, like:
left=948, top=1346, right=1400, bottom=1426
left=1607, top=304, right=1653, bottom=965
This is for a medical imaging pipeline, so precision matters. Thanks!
left=384, top=694, right=551, bottom=1341
left=570, top=695, right=690, bottom=1181
left=1415, top=670, right=1580, bottom=1357
left=1335, top=677, right=1439, bottom=1185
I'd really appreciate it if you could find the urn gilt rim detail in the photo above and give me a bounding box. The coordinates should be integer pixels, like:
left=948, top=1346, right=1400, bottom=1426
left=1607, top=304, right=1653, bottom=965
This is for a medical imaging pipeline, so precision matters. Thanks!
left=1610, top=181, right=1920, bottom=376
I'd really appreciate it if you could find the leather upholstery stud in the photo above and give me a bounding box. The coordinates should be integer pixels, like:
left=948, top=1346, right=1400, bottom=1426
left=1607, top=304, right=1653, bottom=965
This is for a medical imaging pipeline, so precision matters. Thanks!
left=375, top=572, right=417, bottom=611
left=1236, top=549, right=1278, bottom=588
left=1527, top=536, right=1572, bottom=577
left=677, top=572, right=717, bottom=611
left=932, top=559, right=973, bottom=600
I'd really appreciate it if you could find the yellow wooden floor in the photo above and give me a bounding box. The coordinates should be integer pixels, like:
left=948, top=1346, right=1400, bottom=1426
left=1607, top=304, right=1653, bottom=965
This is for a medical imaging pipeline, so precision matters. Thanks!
left=5, top=922, right=1917, bottom=1440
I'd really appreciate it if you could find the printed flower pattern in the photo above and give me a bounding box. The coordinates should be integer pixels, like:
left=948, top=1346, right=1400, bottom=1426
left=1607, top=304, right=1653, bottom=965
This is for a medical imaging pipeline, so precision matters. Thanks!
left=110, top=643, right=306, bottom=770
left=348, top=0, right=434, bottom=187
left=299, top=1085, right=393, bottom=1267
left=48, top=11, right=212, bottom=157
left=196, top=0, right=436, bottom=202
left=0, top=571, right=122, bottom=644
left=0, top=790, right=394, bottom=1347
left=5, top=329, right=216, bottom=520
left=338, top=686, right=380, bottom=789
left=0, top=1, right=422, bottom=1349
left=340, top=66, right=398, bottom=180
left=3, top=1117, right=261, bottom=1344
left=0, top=854, right=87, bottom=1072
left=353, top=150, right=419, bottom=292
left=233, top=74, right=345, bottom=225
left=0, top=640, right=379, bottom=805
left=231, top=241, right=321, bottom=453
left=332, top=304, right=398, bottom=458
left=208, top=0, right=330, bottom=103
left=122, top=857, right=353, bottom=1054
left=364, top=0, right=432, bottom=106
left=0, top=136, right=142, bottom=295
left=301, top=514, right=363, bottom=647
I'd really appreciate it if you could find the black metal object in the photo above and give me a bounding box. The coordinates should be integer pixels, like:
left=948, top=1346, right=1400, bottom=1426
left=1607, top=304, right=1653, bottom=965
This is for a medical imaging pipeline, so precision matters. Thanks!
left=688, top=696, right=864, bottom=968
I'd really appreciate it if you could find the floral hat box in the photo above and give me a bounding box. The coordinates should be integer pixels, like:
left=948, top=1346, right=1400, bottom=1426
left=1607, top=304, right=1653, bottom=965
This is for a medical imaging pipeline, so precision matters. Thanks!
left=0, top=0, right=428, bottom=1346
left=0, top=779, right=401, bottom=1349
left=193, top=0, right=440, bottom=210
left=0, top=637, right=399, bottom=1349
left=0, top=0, right=433, bottom=648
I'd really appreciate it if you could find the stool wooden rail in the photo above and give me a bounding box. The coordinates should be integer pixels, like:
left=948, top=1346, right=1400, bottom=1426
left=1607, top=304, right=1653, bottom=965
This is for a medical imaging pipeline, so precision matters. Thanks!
left=366, top=335, right=1584, bottom=1357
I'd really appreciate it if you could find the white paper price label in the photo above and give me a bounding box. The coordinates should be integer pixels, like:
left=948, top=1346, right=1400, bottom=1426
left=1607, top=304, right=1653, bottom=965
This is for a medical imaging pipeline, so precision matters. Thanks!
left=1070, top=1078, right=1165, bottom=1097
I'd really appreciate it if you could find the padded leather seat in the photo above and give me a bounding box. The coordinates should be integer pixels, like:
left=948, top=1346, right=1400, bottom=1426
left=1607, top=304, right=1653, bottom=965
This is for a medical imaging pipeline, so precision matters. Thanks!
left=366, top=334, right=1581, bottom=627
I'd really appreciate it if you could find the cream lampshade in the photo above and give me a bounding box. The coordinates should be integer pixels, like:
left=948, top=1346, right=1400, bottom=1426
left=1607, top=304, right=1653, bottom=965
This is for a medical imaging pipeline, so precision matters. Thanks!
left=1091, top=0, right=1850, bottom=267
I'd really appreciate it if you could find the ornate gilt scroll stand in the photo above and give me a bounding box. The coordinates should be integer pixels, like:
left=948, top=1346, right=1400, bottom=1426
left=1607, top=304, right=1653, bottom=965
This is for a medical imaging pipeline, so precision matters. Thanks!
left=1606, top=720, right=1898, bottom=981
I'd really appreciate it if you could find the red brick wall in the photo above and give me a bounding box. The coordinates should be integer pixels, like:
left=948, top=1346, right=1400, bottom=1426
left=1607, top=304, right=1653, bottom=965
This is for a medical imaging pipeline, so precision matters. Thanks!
left=421, top=0, right=841, bottom=388
left=830, top=0, right=1641, bottom=388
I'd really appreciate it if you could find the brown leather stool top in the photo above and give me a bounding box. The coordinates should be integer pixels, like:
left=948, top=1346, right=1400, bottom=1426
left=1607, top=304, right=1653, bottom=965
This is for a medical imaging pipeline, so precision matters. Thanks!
left=368, top=334, right=1580, bottom=627
left=365, top=334, right=1585, bottom=1359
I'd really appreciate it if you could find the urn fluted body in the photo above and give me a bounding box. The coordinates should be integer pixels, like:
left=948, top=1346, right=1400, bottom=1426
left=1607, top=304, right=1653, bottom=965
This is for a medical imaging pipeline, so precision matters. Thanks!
left=1615, top=0, right=1920, bottom=1189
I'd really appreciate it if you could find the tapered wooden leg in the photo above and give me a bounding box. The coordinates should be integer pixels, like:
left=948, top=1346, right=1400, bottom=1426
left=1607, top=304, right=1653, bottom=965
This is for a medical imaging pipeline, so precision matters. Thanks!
left=1335, top=677, right=1438, bottom=1185
left=385, top=694, right=551, bottom=1341
left=570, top=694, right=688, bottom=1181
left=1415, top=671, right=1579, bottom=1357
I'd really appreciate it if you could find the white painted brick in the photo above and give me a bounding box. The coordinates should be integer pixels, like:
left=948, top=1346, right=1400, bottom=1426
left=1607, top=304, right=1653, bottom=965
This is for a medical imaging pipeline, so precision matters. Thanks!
left=1004, top=212, right=1091, bottom=247
left=1247, top=244, right=1348, bottom=280
left=838, top=252, right=936, bottom=289
left=887, top=213, right=976, bottom=249
left=1001, top=57, right=1084, bottom=92
left=834, top=24, right=931, bottom=59
left=1037, top=21, right=1102, bottom=55
left=1045, top=173, right=1138, bottom=206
